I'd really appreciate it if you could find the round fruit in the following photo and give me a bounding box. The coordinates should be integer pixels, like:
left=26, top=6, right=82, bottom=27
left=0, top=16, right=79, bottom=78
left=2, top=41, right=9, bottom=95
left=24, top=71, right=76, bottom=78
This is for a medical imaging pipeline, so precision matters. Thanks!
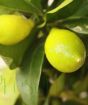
left=0, top=14, right=34, bottom=45
left=45, top=28, right=86, bottom=73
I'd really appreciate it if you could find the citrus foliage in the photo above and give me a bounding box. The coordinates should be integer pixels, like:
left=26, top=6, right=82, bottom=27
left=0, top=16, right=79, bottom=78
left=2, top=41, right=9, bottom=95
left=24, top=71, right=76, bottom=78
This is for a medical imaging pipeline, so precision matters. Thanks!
left=0, top=0, right=88, bottom=105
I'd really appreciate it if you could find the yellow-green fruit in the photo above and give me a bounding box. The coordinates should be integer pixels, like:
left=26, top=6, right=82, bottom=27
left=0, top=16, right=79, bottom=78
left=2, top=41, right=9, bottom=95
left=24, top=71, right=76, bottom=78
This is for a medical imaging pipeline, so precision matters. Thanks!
left=0, top=14, right=34, bottom=45
left=45, top=28, right=86, bottom=73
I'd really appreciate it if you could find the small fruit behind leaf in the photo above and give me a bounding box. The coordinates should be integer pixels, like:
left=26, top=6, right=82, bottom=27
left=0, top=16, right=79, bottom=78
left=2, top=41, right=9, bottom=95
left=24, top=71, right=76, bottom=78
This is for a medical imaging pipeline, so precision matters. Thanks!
left=45, top=28, right=86, bottom=73
left=0, top=68, right=19, bottom=105
left=0, top=14, right=34, bottom=45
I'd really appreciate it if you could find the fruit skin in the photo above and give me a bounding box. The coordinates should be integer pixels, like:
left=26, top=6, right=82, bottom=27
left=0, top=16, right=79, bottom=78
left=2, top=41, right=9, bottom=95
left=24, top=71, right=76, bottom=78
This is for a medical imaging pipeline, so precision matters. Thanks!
left=0, top=14, right=34, bottom=45
left=45, top=28, right=86, bottom=73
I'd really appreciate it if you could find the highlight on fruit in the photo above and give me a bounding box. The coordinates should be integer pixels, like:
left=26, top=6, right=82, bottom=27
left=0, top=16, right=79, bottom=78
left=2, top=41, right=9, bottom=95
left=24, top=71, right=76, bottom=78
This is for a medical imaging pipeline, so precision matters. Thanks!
left=45, top=28, right=86, bottom=73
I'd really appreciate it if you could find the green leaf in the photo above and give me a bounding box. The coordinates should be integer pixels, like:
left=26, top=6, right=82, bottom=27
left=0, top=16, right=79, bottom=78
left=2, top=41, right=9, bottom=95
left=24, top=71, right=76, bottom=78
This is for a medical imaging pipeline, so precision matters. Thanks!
left=62, top=100, right=83, bottom=105
left=73, top=75, right=88, bottom=94
left=51, top=99, right=61, bottom=105
left=62, top=18, right=88, bottom=34
left=24, top=0, right=42, bottom=10
left=47, top=0, right=73, bottom=14
left=71, top=0, right=88, bottom=17
left=44, top=74, right=65, bottom=105
left=49, top=74, right=65, bottom=96
left=47, top=0, right=82, bottom=22
left=0, top=68, right=19, bottom=105
left=24, top=0, right=43, bottom=16
left=0, top=0, right=41, bottom=15
left=0, top=6, right=14, bottom=14
left=0, top=29, right=37, bottom=69
left=16, top=43, right=44, bottom=105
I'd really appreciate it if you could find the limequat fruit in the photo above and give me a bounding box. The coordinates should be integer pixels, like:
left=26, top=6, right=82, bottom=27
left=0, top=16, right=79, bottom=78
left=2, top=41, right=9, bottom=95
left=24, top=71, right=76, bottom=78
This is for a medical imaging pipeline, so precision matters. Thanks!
left=45, top=28, right=86, bottom=73
left=0, top=14, right=34, bottom=45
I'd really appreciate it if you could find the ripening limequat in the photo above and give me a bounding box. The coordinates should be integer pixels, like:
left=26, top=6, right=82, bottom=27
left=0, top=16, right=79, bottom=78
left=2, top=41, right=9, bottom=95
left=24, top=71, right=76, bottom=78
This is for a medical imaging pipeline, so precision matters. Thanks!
left=45, top=28, right=86, bottom=73
left=0, top=14, right=34, bottom=45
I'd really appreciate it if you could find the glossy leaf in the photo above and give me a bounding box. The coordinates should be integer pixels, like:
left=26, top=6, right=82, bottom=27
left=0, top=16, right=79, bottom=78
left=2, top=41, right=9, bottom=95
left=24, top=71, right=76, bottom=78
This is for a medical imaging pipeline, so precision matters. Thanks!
left=16, top=43, right=44, bottom=105
left=44, top=74, right=65, bottom=105
left=71, top=0, right=88, bottom=17
left=24, top=0, right=42, bottom=11
left=0, top=0, right=41, bottom=15
left=0, top=6, right=14, bottom=14
left=73, top=75, right=88, bottom=94
left=0, top=68, right=19, bottom=105
left=49, top=74, right=65, bottom=96
left=0, top=29, right=37, bottom=69
left=62, top=18, right=88, bottom=34
left=47, top=0, right=82, bottom=22
left=47, top=0, right=73, bottom=14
